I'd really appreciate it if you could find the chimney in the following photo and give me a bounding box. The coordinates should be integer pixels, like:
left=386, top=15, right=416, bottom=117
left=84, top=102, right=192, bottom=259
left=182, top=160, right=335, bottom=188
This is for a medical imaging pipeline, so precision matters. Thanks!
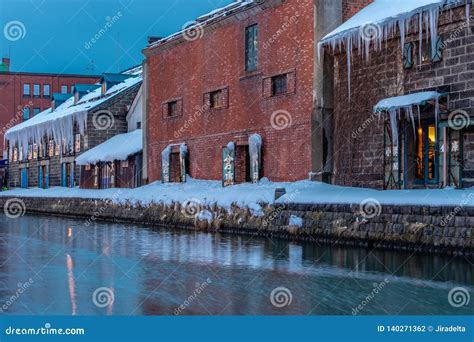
left=1, top=57, right=10, bottom=72
left=342, top=0, right=374, bottom=21
left=147, top=36, right=162, bottom=44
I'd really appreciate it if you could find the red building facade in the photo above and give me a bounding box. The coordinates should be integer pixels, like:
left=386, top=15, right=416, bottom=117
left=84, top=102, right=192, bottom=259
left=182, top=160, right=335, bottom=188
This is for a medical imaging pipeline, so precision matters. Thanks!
left=144, top=0, right=321, bottom=184
left=0, top=58, right=99, bottom=156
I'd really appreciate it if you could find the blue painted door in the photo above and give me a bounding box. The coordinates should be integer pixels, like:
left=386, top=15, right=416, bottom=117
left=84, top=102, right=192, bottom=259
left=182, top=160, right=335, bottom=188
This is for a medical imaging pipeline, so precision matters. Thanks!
left=38, top=166, right=43, bottom=188
left=69, top=164, right=75, bottom=188
left=20, top=168, right=28, bottom=188
left=61, top=163, right=67, bottom=187
left=45, top=165, right=49, bottom=189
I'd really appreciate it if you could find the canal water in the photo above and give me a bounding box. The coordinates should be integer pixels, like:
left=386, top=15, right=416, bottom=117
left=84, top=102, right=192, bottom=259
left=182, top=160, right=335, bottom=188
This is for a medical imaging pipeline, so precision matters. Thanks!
left=0, top=214, right=472, bottom=316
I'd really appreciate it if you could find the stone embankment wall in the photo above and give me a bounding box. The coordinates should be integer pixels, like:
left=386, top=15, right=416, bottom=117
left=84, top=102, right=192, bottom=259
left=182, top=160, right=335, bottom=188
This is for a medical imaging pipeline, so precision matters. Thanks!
left=0, top=196, right=472, bottom=256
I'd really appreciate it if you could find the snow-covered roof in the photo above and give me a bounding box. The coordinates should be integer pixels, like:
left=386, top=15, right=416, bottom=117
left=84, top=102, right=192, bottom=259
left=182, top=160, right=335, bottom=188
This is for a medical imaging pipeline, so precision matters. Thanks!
left=374, top=91, right=443, bottom=112
left=148, top=0, right=255, bottom=49
left=5, top=67, right=142, bottom=158
left=75, top=129, right=143, bottom=165
left=321, top=0, right=465, bottom=45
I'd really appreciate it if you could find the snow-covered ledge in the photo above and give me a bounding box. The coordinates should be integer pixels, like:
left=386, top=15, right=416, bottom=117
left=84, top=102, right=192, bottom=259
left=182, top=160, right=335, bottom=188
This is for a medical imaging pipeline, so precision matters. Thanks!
left=374, top=91, right=443, bottom=145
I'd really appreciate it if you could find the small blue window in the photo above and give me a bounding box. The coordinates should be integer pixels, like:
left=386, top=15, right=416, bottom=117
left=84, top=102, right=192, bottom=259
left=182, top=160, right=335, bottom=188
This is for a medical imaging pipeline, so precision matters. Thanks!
left=23, top=107, right=30, bottom=120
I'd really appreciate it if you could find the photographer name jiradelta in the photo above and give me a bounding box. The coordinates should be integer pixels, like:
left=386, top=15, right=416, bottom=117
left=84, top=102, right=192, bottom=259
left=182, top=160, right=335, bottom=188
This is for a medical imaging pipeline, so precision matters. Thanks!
left=377, top=325, right=466, bottom=333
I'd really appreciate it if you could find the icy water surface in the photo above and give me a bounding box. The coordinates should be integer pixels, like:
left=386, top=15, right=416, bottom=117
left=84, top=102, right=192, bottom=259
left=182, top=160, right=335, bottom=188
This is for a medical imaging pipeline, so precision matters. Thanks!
left=0, top=214, right=472, bottom=315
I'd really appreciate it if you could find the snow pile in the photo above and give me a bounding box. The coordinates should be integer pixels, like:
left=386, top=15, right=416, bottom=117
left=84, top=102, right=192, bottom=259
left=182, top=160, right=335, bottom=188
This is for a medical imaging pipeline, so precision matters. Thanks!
left=374, top=91, right=443, bottom=145
left=318, top=0, right=471, bottom=96
left=5, top=69, right=142, bottom=158
left=1, top=179, right=473, bottom=217
left=289, top=215, right=304, bottom=227
left=75, top=129, right=143, bottom=165
left=197, top=210, right=214, bottom=223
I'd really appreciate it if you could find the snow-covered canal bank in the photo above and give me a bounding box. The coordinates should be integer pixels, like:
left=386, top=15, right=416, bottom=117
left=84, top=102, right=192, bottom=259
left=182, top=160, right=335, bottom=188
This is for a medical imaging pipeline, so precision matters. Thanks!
left=1, top=178, right=474, bottom=216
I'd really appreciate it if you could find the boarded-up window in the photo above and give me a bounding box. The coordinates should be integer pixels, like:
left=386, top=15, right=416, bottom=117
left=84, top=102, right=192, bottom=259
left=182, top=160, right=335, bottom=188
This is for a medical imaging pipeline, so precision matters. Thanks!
left=263, top=71, right=296, bottom=98
left=245, top=24, right=258, bottom=71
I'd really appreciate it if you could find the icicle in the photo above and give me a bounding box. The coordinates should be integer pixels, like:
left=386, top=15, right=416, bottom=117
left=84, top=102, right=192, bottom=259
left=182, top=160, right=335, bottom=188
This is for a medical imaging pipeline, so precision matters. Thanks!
left=398, top=18, right=406, bottom=52
left=346, top=35, right=352, bottom=100
left=428, top=6, right=439, bottom=58
left=419, top=12, right=423, bottom=65
left=407, top=106, right=416, bottom=140
left=389, top=109, right=399, bottom=147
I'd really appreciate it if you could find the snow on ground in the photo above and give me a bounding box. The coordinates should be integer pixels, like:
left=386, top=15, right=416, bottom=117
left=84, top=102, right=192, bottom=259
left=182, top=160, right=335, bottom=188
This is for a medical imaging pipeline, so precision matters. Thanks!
left=1, top=178, right=474, bottom=215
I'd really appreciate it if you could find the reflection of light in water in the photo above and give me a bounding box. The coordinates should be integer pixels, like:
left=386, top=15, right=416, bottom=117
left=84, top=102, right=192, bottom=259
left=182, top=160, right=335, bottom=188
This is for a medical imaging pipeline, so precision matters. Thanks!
left=66, top=253, right=77, bottom=315
left=67, top=228, right=73, bottom=238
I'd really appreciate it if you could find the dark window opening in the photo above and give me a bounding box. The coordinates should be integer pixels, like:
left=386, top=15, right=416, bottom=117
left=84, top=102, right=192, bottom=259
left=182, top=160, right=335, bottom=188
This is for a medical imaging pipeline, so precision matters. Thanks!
left=245, top=24, right=258, bottom=71
left=271, top=74, right=288, bottom=96
left=210, top=90, right=224, bottom=109
left=167, top=101, right=178, bottom=117
left=136, top=121, right=141, bottom=129
left=235, top=145, right=251, bottom=183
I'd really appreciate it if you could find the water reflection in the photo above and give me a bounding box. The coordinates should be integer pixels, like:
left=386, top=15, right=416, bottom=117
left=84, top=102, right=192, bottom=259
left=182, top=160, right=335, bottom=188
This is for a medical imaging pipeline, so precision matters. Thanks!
left=0, top=214, right=472, bottom=315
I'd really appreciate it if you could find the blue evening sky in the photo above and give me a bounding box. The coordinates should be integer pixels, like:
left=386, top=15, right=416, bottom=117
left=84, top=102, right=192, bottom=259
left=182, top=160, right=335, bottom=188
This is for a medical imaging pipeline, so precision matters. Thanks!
left=0, top=0, right=232, bottom=75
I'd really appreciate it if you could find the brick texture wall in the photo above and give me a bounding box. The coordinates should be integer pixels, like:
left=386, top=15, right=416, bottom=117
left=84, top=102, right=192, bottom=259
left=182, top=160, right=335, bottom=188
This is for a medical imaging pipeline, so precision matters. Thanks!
left=342, top=0, right=373, bottom=21
left=331, top=5, right=474, bottom=189
left=145, top=0, right=315, bottom=183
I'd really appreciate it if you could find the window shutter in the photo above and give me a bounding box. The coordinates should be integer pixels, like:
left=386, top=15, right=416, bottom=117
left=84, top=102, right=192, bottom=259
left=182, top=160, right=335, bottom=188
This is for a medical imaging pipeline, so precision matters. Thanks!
left=262, top=77, right=272, bottom=98
left=177, top=99, right=183, bottom=116
left=403, top=43, right=413, bottom=69
left=287, top=71, right=296, bottom=93
left=431, top=36, right=443, bottom=62
left=222, top=88, right=229, bottom=108
left=203, top=92, right=211, bottom=109
left=222, top=146, right=235, bottom=187
left=162, top=102, right=169, bottom=118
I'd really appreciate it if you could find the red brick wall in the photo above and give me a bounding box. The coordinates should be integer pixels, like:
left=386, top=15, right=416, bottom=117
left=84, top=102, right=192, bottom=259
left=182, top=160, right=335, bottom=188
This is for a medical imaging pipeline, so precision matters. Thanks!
left=145, top=0, right=315, bottom=183
left=342, top=0, right=373, bottom=21
left=0, top=73, right=99, bottom=155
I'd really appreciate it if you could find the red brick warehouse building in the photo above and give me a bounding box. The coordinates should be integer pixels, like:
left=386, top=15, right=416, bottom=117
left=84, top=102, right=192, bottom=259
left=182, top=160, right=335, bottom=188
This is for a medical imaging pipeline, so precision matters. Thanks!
left=143, top=0, right=366, bottom=185
left=0, top=57, right=99, bottom=157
